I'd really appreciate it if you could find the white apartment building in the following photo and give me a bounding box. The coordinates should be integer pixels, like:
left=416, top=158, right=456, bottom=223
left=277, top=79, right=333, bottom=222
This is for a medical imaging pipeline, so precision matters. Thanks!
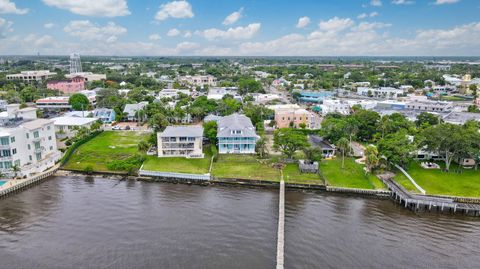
left=51, top=116, right=98, bottom=139
left=6, top=70, right=57, bottom=82
left=157, top=126, right=204, bottom=158
left=406, top=100, right=453, bottom=112
left=0, top=105, right=60, bottom=178
left=357, top=87, right=404, bottom=99
left=321, top=100, right=351, bottom=115
left=179, top=75, right=217, bottom=87
left=157, top=89, right=191, bottom=99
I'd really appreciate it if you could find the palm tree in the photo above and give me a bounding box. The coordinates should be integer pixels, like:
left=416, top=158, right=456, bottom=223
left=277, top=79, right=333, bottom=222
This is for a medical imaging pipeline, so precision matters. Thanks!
left=365, top=145, right=380, bottom=174
left=336, top=137, right=350, bottom=169
left=12, top=164, right=20, bottom=179
left=255, top=136, right=269, bottom=158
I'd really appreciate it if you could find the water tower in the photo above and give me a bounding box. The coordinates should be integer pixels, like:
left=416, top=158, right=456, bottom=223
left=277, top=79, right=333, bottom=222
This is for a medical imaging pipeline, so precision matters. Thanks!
left=69, top=53, right=83, bottom=74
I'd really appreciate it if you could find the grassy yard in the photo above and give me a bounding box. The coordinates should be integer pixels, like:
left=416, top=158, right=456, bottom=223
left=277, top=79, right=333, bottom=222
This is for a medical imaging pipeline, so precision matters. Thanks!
left=320, top=158, right=385, bottom=190
left=397, top=162, right=480, bottom=197
left=142, top=146, right=213, bottom=174
left=283, top=164, right=324, bottom=185
left=393, top=170, right=421, bottom=193
left=212, top=154, right=280, bottom=181
left=63, top=131, right=149, bottom=172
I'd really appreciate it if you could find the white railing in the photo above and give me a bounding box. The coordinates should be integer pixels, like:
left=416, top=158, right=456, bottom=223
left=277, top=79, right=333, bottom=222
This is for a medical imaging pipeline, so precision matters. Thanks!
left=139, top=169, right=211, bottom=181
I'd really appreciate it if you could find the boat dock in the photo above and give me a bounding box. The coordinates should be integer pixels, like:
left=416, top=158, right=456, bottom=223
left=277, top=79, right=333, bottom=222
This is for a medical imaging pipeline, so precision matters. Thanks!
left=381, top=176, right=480, bottom=216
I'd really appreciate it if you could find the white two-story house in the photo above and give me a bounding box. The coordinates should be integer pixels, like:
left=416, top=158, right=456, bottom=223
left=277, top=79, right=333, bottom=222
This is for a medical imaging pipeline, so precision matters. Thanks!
left=157, top=126, right=204, bottom=158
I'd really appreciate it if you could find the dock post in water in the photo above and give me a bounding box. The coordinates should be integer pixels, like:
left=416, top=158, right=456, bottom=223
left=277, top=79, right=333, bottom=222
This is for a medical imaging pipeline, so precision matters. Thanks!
left=276, top=178, right=285, bottom=269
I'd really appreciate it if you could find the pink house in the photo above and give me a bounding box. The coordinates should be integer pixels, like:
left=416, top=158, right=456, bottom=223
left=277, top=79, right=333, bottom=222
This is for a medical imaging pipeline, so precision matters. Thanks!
left=475, top=97, right=480, bottom=106
left=47, top=76, right=85, bottom=94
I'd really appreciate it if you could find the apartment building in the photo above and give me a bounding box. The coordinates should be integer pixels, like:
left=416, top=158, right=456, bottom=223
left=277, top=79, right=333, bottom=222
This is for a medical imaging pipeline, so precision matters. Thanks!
left=0, top=104, right=60, bottom=177
left=6, top=70, right=57, bottom=82
left=406, top=100, right=453, bottom=112
left=179, top=75, right=217, bottom=87
left=47, top=76, right=85, bottom=94
left=157, top=126, right=204, bottom=158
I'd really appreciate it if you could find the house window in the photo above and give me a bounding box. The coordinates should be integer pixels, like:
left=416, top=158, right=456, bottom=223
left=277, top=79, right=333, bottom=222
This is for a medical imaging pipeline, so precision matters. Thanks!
left=14, top=160, right=20, bottom=166
left=47, top=126, right=50, bottom=130
left=10, top=136, right=15, bottom=143
left=36, top=152, right=42, bottom=161
left=28, top=144, right=31, bottom=150
left=48, top=136, right=52, bottom=140
left=33, top=131, right=39, bottom=138
left=4, top=161, right=11, bottom=169
left=12, top=149, right=16, bottom=155
left=1, top=150, right=11, bottom=157
left=26, top=133, right=29, bottom=139
left=29, top=155, right=32, bottom=161
left=50, top=146, right=53, bottom=150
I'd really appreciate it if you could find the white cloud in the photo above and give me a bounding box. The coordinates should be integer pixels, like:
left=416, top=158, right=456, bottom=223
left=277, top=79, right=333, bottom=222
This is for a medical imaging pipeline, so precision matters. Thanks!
left=223, top=7, right=243, bottom=25
left=148, top=34, right=161, bottom=41
left=184, top=31, right=192, bottom=38
left=434, top=0, right=460, bottom=4
left=42, top=0, right=130, bottom=17
left=370, top=0, right=383, bottom=6
left=0, top=16, right=13, bottom=38
left=392, top=0, right=415, bottom=4
left=352, top=22, right=391, bottom=31
left=0, top=0, right=27, bottom=14
left=155, top=1, right=194, bottom=21
left=200, top=23, right=261, bottom=40
left=296, top=16, right=310, bottom=28
left=176, top=41, right=199, bottom=51
left=318, top=17, right=354, bottom=32
left=44, top=22, right=55, bottom=29
left=64, top=20, right=127, bottom=43
left=167, top=28, right=181, bottom=37
left=358, top=12, right=379, bottom=19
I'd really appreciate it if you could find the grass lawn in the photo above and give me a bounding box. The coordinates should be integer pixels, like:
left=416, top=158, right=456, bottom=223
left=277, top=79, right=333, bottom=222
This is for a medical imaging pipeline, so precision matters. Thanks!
left=212, top=154, right=280, bottom=181
left=283, top=164, right=324, bottom=185
left=63, top=131, right=149, bottom=172
left=397, top=162, right=480, bottom=197
left=393, top=170, right=420, bottom=193
left=142, top=146, right=213, bottom=174
left=320, top=158, right=385, bottom=190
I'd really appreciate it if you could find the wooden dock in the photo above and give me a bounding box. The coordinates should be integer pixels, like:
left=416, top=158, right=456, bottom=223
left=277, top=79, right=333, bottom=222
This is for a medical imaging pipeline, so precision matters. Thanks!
left=381, top=176, right=480, bottom=216
left=276, top=179, right=285, bottom=269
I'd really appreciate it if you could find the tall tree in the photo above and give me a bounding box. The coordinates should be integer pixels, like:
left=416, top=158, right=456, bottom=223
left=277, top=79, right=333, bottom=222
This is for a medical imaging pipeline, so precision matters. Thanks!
left=273, top=129, right=308, bottom=159
left=69, top=93, right=90, bottom=111
left=336, top=137, right=350, bottom=169
left=378, top=130, right=415, bottom=168
left=364, top=145, right=380, bottom=174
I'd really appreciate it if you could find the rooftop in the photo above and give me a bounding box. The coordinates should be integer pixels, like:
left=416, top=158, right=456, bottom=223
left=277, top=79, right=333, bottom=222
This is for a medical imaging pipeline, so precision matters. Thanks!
left=159, top=125, right=203, bottom=137
left=52, top=116, right=98, bottom=126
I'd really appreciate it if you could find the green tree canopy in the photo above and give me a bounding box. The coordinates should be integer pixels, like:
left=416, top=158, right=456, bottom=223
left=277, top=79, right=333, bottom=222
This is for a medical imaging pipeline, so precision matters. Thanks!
left=273, top=128, right=308, bottom=159
left=69, top=93, right=90, bottom=111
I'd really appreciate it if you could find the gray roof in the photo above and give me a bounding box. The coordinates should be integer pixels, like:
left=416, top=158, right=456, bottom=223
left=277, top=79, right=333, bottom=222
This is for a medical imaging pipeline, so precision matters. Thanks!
left=217, top=113, right=257, bottom=138
left=309, top=135, right=336, bottom=150
left=123, top=102, right=148, bottom=116
left=159, top=125, right=203, bottom=137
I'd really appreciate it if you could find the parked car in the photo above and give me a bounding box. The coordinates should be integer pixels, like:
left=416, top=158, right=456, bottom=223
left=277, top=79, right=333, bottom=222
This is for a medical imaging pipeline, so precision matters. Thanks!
left=112, top=126, right=121, bottom=130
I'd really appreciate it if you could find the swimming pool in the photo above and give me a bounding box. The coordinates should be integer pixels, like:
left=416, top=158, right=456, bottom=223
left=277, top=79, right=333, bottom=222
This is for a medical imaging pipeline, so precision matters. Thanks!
left=0, top=181, right=7, bottom=187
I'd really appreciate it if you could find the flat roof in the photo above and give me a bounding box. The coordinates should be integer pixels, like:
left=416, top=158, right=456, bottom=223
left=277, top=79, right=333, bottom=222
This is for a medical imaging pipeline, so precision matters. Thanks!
left=52, top=116, right=98, bottom=126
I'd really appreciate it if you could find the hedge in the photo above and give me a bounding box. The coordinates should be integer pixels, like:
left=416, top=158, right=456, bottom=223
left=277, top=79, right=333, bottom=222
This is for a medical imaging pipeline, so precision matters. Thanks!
left=61, top=130, right=103, bottom=166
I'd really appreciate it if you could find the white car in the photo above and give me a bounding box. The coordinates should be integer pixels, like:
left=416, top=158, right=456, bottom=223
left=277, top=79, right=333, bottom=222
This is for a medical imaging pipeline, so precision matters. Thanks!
left=112, top=126, right=121, bottom=130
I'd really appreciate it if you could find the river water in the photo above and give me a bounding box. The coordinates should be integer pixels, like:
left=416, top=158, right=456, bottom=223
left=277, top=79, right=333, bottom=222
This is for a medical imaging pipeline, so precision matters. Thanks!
left=0, top=176, right=479, bottom=269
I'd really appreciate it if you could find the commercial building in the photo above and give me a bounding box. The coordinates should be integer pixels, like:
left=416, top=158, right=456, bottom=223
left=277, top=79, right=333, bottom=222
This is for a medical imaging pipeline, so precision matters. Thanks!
left=47, top=76, right=85, bottom=94
left=0, top=104, right=60, bottom=178
left=274, top=108, right=320, bottom=129
left=157, top=126, right=204, bottom=158
left=35, top=90, right=96, bottom=110
left=6, top=70, right=57, bottom=82
left=406, top=100, right=453, bottom=112
left=65, top=72, right=106, bottom=82
left=357, top=87, right=404, bottom=99
left=217, top=113, right=259, bottom=154
left=321, top=100, right=351, bottom=115
left=296, top=91, right=335, bottom=103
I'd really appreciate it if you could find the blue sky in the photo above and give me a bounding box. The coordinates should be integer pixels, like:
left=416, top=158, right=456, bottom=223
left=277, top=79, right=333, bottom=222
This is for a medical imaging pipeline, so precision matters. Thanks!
left=0, top=0, right=479, bottom=56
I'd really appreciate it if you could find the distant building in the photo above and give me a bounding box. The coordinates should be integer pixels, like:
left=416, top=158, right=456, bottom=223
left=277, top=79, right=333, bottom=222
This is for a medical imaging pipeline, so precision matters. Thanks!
left=321, top=100, right=351, bottom=115
left=35, top=90, right=96, bottom=110
left=0, top=100, right=8, bottom=111
left=308, top=135, right=336, bottom=158
left=274, top=108, right=320, bottom=129
left=296, top=91, right=334, bottom=103
left=157, top=126, right=204, bottom=158
left=47, top=76, right=85, bottom=94
left=65, top=72, right=106, bottom=82
left=179, top=75, right=217, bottom=87
left=217, top=114, right=259, bottom=154
left=7, top=70, right=57, bottom=82
left=123, top=102, right=148, bottom=121
left=357, top=87, right=404, bottom=99
left=406, top=100, right=453, bottom=113
left=424, top=65, right=451, bottom=71
left=207, top=87, right=241, bottom=101
left=158, top=89, right=191, bottom=99
left=0, top=104, right=60, bottom=177
left=251, top=93, right=280, bottom=104
left=93, top=108, right=116, bottom=123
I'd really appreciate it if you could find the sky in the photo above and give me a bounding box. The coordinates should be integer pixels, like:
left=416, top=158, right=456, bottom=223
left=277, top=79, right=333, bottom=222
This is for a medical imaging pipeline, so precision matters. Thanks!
left=0, top=0, right=480, bottom=56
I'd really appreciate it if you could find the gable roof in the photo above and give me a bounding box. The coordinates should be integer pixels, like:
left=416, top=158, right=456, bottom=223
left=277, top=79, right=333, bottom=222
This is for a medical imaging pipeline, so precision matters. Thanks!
left=123, top=102, right=148, bottom=116
left=217, top=113, right=257, bottom=138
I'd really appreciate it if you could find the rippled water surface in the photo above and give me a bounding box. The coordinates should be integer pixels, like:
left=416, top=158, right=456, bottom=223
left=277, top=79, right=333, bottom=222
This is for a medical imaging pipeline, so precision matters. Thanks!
left=1, top=176, right=479, bottom=269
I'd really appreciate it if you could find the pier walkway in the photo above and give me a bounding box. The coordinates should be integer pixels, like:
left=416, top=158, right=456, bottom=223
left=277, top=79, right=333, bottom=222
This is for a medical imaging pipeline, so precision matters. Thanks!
left=380, top=175, right=480, bottom=216
left=276, top=178, right=285, bottom=269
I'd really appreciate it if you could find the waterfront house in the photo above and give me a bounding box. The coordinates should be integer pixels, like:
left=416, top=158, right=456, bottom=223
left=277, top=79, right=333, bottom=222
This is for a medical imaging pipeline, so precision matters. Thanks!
left=217, top=113, right=259, bottom=154
left=51, top=116, right=98, bottom=139
left=157, top=125, right=204, bottom=158
left=308, top=135, right=336, bottom=158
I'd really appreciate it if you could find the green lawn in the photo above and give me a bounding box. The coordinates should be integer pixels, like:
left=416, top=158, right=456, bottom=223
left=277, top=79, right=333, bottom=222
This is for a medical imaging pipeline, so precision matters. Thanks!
left=397, top=162, right=480, bottom=197
left=283, top=164, right=324, bottom=185
left=212, top=154, right=280, bottom=181
left=320, top=158, right=385, bottom=190
left=393, top=170, right=420, bottom=193
left=142, top=146, right=213, bottom=174
left=63, top=131, right=149, bottom=172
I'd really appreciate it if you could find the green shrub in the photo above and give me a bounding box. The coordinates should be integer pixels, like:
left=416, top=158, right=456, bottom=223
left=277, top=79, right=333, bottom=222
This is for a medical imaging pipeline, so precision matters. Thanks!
left=106, top=154, right=146, bottom=173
